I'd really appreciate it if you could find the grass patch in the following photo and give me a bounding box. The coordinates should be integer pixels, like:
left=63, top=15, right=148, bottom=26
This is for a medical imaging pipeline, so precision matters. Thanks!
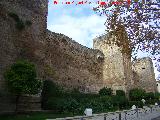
left=0, top=112, right=73, bottom=120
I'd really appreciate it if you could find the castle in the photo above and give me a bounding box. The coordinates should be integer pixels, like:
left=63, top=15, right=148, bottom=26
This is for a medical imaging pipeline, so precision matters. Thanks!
left=0, top=0, right=157, bottom=99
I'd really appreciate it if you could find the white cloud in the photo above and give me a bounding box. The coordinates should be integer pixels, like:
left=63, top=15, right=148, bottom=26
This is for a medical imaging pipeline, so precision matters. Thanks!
left=47, top=14, right=106, bottom=47
left=47, top=0, right=107, bottom=48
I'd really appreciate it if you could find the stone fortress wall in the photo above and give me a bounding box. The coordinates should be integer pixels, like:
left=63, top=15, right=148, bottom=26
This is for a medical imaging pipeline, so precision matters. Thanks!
left=0, top=0, right=47, bottom=91
left=93, top=32, right=132, bottom=93
left=0, top=0, right=157, bottom=108
left=45, top=30, right=104, bottom=93
left=132, top=57, right=157, bottom=92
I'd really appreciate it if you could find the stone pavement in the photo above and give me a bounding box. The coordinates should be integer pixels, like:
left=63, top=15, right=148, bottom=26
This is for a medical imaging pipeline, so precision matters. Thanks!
left=152, top=116, right=160, bottom=120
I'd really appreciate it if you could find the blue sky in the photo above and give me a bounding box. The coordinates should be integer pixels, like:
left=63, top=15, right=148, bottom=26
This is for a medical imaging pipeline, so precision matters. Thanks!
left=47, top=0, right=160, bottom=79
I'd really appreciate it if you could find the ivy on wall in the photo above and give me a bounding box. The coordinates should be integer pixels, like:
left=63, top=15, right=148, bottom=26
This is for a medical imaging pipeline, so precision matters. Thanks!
left=8, top=12, right=32, bottom=31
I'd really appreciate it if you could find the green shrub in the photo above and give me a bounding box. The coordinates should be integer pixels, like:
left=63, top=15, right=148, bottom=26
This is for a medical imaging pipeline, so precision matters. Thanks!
left=146, top=99, right=158, bottom=105
left=129, top=101, right=143, bottom=108
left=112, top=95, right=128, bottom=109
left=46, top=97, right=81, bottom=114
left=129, top=88, right=146, bottom=101
left=116, top=90, right=125, bottom=96
left=144, top=92, right=155, bottom=100
left=4, top=60, right=42, bottom=95
left=82, top=96, right=115, bottom=113
left=41, top=82, right=158, bottom=114
left=4, top=60, right=42, bottom=112
left=154, top=92, right=160, bottom=100
left=69, top=91, right=99, bottom=102
left=99, top=87, right=113, bottom=96
left=41, top=80, right=63, bottom=109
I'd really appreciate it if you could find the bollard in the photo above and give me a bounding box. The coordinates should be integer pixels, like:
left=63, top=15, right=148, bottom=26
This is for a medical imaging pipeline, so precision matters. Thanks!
left=124, top=112, right=127, bottom=120
left=136, top=108, right=138, bottom=118
left=119, top=113, right=121, bottom=120
left=84, top=108, right=92, bottom=116
left=80, top=117, right=84, bottom=120
left=104, top=114, right=106, bottom=120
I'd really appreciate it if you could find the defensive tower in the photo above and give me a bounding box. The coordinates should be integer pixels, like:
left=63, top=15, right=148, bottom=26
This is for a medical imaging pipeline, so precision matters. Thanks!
left=93, top=25, right=132, bottom=93
left=132, top=57, right=157, bottom=92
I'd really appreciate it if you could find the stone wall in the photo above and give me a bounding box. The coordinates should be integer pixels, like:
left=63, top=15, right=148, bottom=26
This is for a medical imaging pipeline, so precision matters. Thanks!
left=93, top=32, right=132, bottom=93
left=0, top=0, right=158, bottom=113
left=0, top=0, right=48, bottom=112
left=45, top=30, right=104, bottom=93
left=0, top=0, right=47, bottom=90
left=132, top=57, right=157, bottom=92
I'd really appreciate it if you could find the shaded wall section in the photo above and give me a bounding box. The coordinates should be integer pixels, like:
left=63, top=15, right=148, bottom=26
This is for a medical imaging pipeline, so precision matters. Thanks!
left=0, top=0, right=48, bottom=112
left=44, top=30, right=104, bottom=93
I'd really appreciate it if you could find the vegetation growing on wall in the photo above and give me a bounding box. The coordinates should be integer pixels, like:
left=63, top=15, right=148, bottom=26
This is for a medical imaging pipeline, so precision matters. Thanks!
left=8, top=12, right=32, bottom=31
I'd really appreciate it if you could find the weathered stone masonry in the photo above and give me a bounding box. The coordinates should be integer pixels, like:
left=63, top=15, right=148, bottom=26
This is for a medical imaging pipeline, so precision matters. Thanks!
left=0, top=0, right=48, bottom=112
left=45, top=30, right=104, bottom=93
left=132, top=57, right=157, bottom=92
left=0, top=0, right=47, bottom=91
left=0, top=0, right=157, bottom=112
left=93, top=30, right=132, bottom=94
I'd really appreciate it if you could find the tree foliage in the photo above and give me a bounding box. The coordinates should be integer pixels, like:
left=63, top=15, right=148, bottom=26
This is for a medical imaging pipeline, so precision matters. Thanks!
left=4, top=60, right=42, bottom=95
left=93, top=0, right=160, bottom=76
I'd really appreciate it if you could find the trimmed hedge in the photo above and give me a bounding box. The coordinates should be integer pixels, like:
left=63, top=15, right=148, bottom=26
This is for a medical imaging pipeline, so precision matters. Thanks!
left=129, top=101, right=143, bottom=108
left=42, top=83, right=159, bottom=114
left=99, top=87, right=113, bottom=96
left=129, top=88, right=146, bottom=101
left=116, top=90, right=125, bottom=96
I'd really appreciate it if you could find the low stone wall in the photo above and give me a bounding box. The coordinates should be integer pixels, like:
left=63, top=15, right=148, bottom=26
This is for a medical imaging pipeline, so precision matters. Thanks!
left=0, top=94, right=41, bottom=114
left=17, top=95, right=41, bottom=112
left=49, top=105, right=160, bottom=120
left=0, top=94, right=16, bottom=114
